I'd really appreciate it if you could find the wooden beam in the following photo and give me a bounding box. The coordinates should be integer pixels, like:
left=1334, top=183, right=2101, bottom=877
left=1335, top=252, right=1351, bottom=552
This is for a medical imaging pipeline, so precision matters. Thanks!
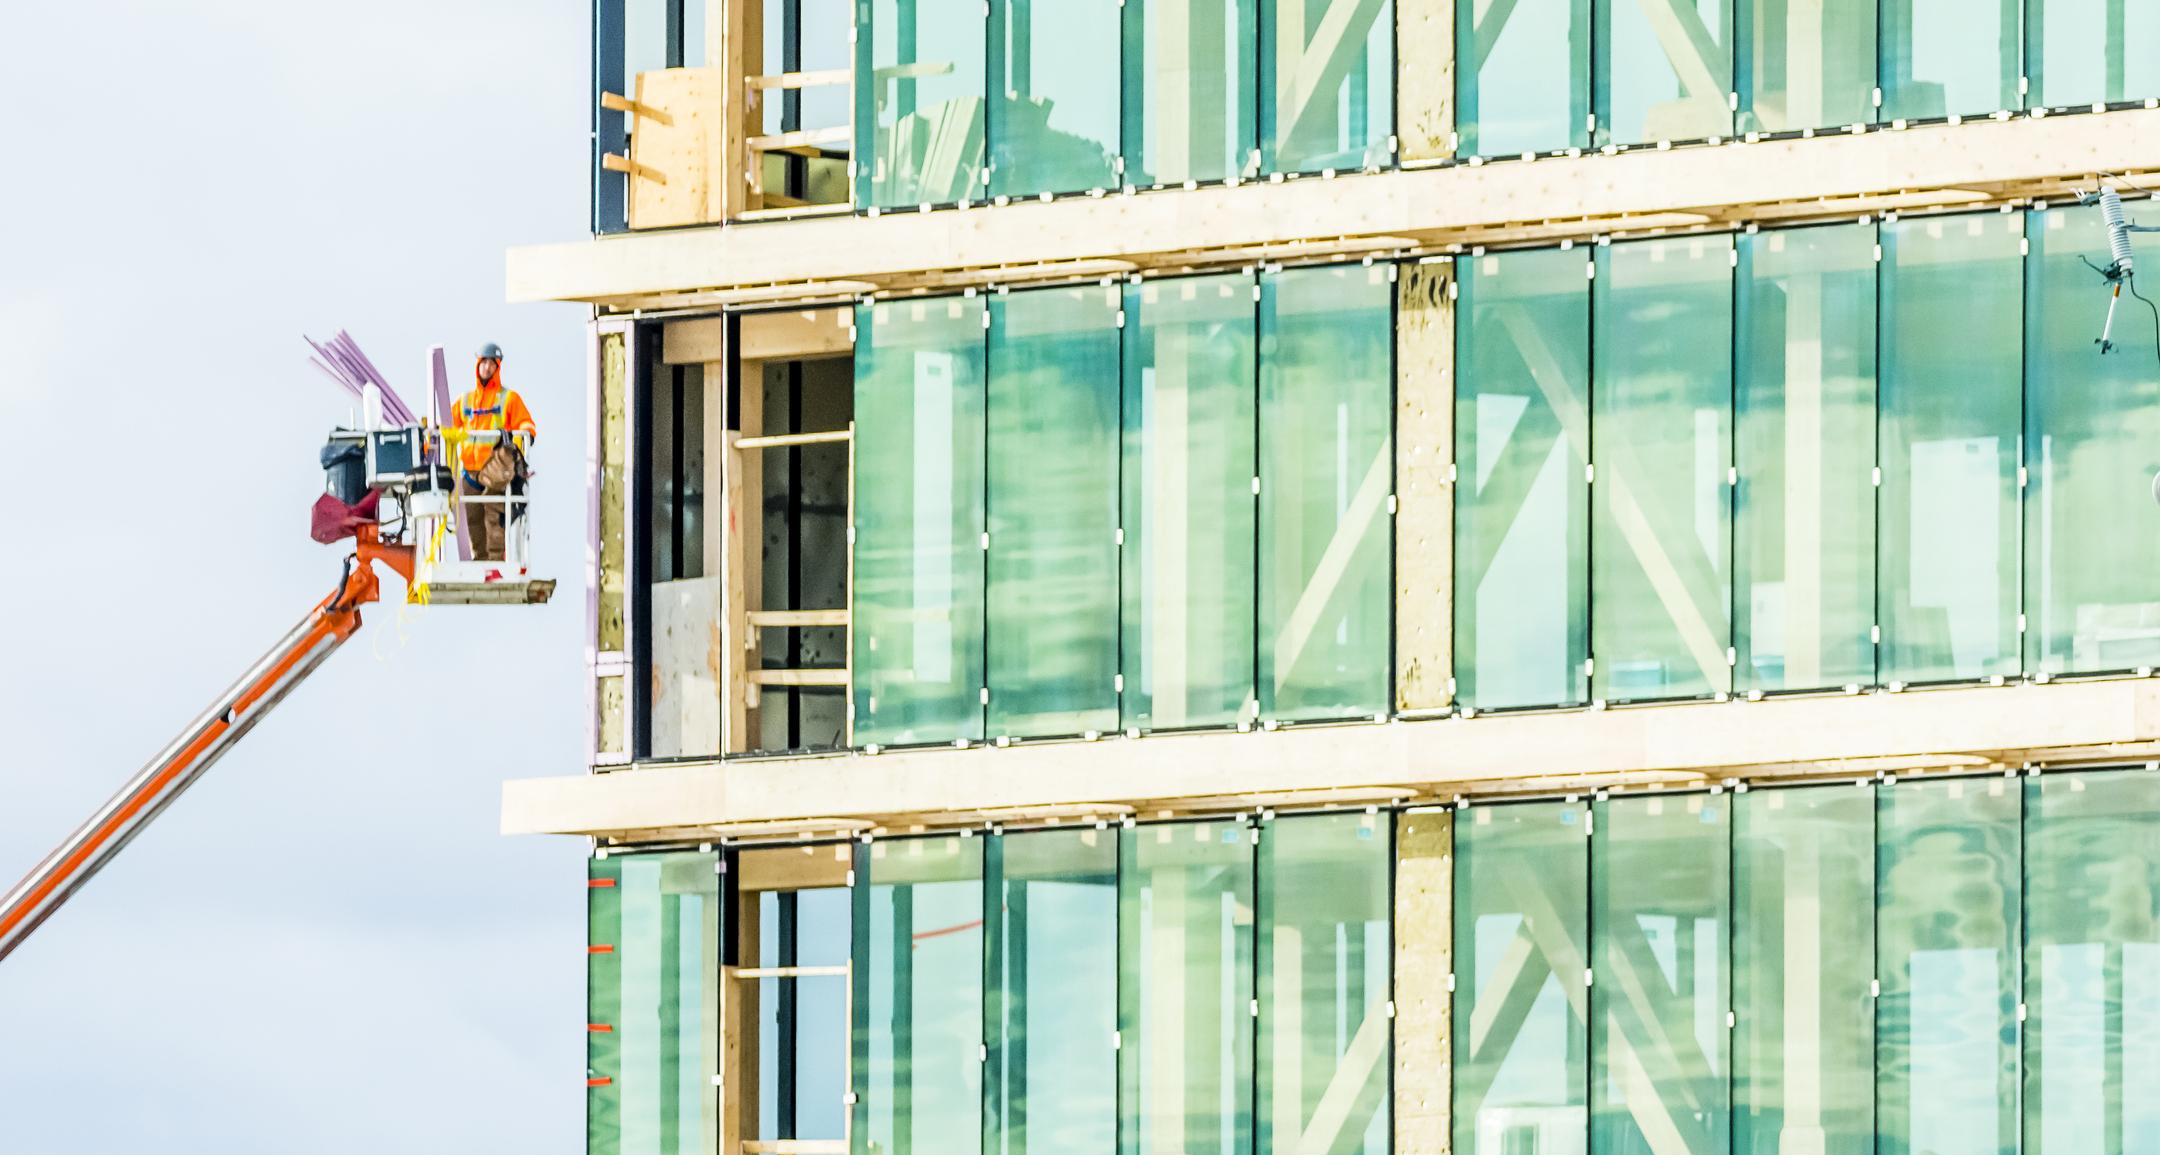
left=1397, top=0, right=1455, bottom=161
left=736, top=429, right=852, bottom=450
left=1393, top=813, right=1451, bottom=1155
left=1395, top=262, right=1453, bottom=712
left=508, top=109, right=2160, bottom=309
left=504, top=677, right=2160, bottom=838
left=738, top=307, right=854, bottom=361
left=748, top=68, right=852, bottom=91
left=748, top=609, right=851, bottom=627
left=747, top=668, right=850, bottom=687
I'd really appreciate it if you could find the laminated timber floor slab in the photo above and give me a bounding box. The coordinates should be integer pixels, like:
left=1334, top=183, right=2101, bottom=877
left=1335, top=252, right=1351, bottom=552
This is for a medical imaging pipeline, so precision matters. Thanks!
left=504, top=676, right=2160, bottom=843
left=509, top=107, right=2160, bottom=311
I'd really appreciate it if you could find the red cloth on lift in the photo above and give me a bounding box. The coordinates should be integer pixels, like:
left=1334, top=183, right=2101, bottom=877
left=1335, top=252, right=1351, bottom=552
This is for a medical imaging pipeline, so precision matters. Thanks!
left=310, top=489, right=381, bottom=544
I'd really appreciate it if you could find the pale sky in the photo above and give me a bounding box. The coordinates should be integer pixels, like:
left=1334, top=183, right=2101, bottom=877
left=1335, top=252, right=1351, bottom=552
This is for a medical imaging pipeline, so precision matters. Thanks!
left=0, top=2, right=592, bottom=1150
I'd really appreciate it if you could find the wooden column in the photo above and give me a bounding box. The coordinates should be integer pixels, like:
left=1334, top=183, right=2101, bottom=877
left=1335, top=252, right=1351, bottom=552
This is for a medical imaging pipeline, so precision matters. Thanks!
left=1396, top=261, right=1455, bottom=712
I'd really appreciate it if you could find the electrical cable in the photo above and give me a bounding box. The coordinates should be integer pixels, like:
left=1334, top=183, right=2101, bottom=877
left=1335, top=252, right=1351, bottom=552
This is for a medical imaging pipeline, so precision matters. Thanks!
left=2127, top=276, right=2160, bottom=371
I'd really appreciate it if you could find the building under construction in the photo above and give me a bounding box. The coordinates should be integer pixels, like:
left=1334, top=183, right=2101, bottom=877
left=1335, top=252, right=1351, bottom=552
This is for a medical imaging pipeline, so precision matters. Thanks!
left=504, top=2, right=2160, bottom=1152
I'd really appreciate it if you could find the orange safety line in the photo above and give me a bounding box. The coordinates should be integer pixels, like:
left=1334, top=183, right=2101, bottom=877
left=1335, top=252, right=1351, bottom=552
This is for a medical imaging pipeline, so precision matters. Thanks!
left=587, top=1024, right=615, bottom=1033
left=587, top=1077, right=614, bottom=1088
left=589, top=944, right=616, bottom=954
left=911, top=918, right=984, bottom=944
left=587, top=878, right=617, bottom=888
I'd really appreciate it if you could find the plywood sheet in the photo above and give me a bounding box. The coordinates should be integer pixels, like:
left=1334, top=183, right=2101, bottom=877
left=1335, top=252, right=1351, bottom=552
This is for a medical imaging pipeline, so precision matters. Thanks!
left=628, top=67, right=724, bottom=229
left=1396, top=262, right=1454, bottom=712
left=651, top=576, right=724, bottom=757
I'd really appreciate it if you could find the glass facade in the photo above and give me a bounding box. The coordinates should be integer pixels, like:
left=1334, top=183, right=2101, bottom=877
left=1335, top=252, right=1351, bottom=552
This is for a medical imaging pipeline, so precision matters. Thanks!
left=986, top=285, right=1122, bottom=739
left=1122, top=0, right=1260, bottom=185
left=853, top=296, right=988, bottom=747
left=1736, top=0, right=1875, bottom=132
left=2029, top=0, right=2160, bottom=108
left=853, top=835, right=986, bottom=1155
left=1455, top=247, right=1592, bottom=711
left=1880, top=0, right=2021, bottom=120
left=1259, top=0, right=1393, bottom=173
left=1592, top=236, right=1734, bottom=703
left=989, top=0, right=1120, bottom=197
left=588, top=852, right=722, bottom=1155
left=989, top=830, right=1118, bottom=1155
left=1258, top=264, right=1394, bottom=721
left=1735, top=223, right=1877, bottom=694
left=1122, top=274, right=1258, bottom=731
left=1595, top=0, right=1733, bottom=146
left=858, top=0, right=989, bottom=208
left=1457, top=0, right=1592, bottom=156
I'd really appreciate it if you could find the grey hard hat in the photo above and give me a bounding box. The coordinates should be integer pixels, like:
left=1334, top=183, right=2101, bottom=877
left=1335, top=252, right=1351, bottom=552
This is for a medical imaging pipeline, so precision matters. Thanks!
left=476, top=341, right=505, bottom=361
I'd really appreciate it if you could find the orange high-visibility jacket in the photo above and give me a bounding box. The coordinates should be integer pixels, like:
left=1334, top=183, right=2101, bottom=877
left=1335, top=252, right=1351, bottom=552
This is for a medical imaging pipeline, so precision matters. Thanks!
left=451, top=375, right=537, bottom=474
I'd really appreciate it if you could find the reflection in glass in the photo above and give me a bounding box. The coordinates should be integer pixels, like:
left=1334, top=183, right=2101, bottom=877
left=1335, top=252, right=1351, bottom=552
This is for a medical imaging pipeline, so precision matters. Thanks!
left=989, top=830, right=1118, bottom=1155
left=2028, top=0, right=2160, bottom=108
left=1591, top=793, right=1731, bottom=1155
left=1455, top=248, right=1592, bottom=710
left=755, top=884, right=853, bottom=1147
left=1733, top=786, right=1875, bottom=1155
left=1453, top=801, right=1590, bottom=1155
left=1260, top=0, right=1394, bottom=172
left=1592, top=236, right=1734, bottom=702
left=987, top=286, right=1121, bottom=739
left=1879, top=213, right=2023, bottom=684
left=853, top=836, right=985, bottom=1155
left=1596, top=0, right=1733, bottom=145
left=591, top=852, right=722, bottom=1155
left=852, top=297, right=987, bottom=747
left=1122, top=0, right=1260, bottom=185
left=1457, top=0, right=1592, bottom=155
left=2026, top=203, right=2160, bottom=675
left=1258, top=813, right=1391, bottom=1155
left=1877, top=777, right=2019, bottom=1155
left=859, top=0, right=988, bottom=207
left=1258, top=264, right=1394, bottom=720
left=1735, top=223, right=1878, bottom=693
left=990, top=0, right=1120, bottom=196
left=1122, top=274, right=1258, bottom=730
left=1120, top=820, right=1255, bottom=1155
left=1736, top=0, right=1876, bottom=132
left=2023, top=770, right=2160, bottom=1155
left=1879, top=0, right=2019, bottom=120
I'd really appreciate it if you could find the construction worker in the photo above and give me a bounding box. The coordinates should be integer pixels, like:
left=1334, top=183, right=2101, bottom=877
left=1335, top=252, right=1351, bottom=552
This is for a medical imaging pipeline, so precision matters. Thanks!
left=451, top=342, right=538, bottom=562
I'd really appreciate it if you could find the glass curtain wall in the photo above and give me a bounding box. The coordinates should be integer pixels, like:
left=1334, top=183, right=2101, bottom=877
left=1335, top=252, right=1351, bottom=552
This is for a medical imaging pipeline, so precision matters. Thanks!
left=853, top=836, right=986, bottom=1155
left=588, top=851, right=723, bottom=1155
left=989, top=0, right=1120, bottom=197
left=1455, top=247, right=1592, bottom=711
left=988, top=830, right=1118, bottom=1155
left=1260, top=0, right=1394, bottom=172
left=1258, top=812, right=1392, bottom=1155
left=852, top=296, right=988, bottom=748
left=1258, top=265, right=1394, bottom=721
left=1735, top=223, right=1878, bottom=694
left=1122, top=0, right=1260, bottom=185
left=2023, top=769, right=2160, bottom=1155
left=1590, top=793, right=1731, bottom=1155
left=748, top=868, right=853, bottom=1149
left=2026, top=202, right=2160, bottom=676
left=1878, top=213, right=2023, bottom=685
left=1595, top=0, right=1734, bottom=145
left=1735, top=0, right=1875, bottom=132
left=1876, top=776, right=2020, bottom=1155
left=858, top=0, right=988, bottom=208
left=1880, top=0, right=2020, bottom=120
left=2029, top=0, right=2160, bottom=108
left=1122, top=274, right=1258, bottom=731
left=1456, top=0, right=1593, bottom=155
left=1120, top=819, right=1255, bottom=1155
left=1733, top=785, right=1875, bottom=1155
left=986, top=286, right=1121, bottom=739
left=1592, top=236, right=1735, bottom=703
left=1453, top=800, right=1590, bottom=1155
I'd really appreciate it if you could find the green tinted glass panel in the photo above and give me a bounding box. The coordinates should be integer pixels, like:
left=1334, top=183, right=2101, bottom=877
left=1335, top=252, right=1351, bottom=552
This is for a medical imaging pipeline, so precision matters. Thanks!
left=989, top=830, right=1118, bottom=1155
left=1736, top=0, right=1876, bottom=132
left=1122, top=0, right=1260, bottom=185
left=1880, top=0, right=2020, bottom=120
left=1735, top=223, right=1878, bottom=693
left=591, top=857, right=624, bottom=1155
left=858, top=0, right=988, bottom=207
left=1455, top=247, right=1592, bottom=710
left=1119, top=820, right=1255, bottom=1155
left=755, top=885, right=853, bottom=1147
left=1258, top=264, right=1393, bottom=720
left=1592, top=236, right=1734, bottom=702
left=853, top=296, right=987, bottom=747
left=853, top=836, right=985, bottom=1155
left=987, top=285, right=1121, bottom=739
left=2026, top=203, right=2160, bottom=675
left=2029, top=0, right=2160, bottom=107
left=599, top=852, right=721, bottom=1155
left=1260, top=0, right=1393, bottom=172
left=989, top=0, right=1119, bottom=196
left=1877, top=776, right=2020, bottom=1155
left=1122, top=274, right=1258, bottom=730
left=1733, top=786, right=1876, bottom=1155
left=1879, top=213, right=2023, bottom=684
left=1258, top=812, right=1391, bottom=1155
left=1453, top=801, right=1590, bottom=1155
left=1591, top=793, right=1731, bottom=1155
left=1457, top=0, right=1592, bottom=155
left=1595, top=0, right=1733, bottom=145
left=2024, top=769, right=2160, bottom=1155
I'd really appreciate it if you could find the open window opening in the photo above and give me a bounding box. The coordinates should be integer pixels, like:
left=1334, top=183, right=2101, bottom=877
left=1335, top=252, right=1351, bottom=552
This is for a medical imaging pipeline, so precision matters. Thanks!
left=727, top=845, right=854, bottom=1155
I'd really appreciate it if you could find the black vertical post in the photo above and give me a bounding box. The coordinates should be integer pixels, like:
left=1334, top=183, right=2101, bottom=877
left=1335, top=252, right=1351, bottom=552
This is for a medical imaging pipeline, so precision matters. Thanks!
left=783, top=0, right=808, bottom=199
left=666, top=0, right=687, bottom=68
left=788, top=363, right=806, bottom=748
left=777, top=890, right=800, bottom=1138
left=894, top=883, right=916, bottom=1155
left=595, top=0, right=629, bottom=233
